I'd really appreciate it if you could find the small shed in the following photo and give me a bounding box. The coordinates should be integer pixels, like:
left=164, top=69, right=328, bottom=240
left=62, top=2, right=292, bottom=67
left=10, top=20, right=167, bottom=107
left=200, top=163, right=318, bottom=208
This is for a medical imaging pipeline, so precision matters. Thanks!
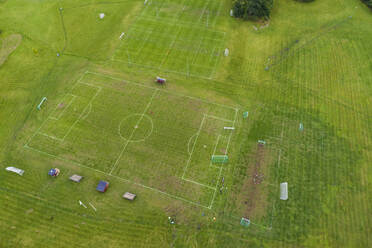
left=96, top=180, right=109, bottom=193
left=69, top=174, right=83, bottom=183
left=48, top=168, right=60, bottom=177
left=123, top=192, right=136, bottom=201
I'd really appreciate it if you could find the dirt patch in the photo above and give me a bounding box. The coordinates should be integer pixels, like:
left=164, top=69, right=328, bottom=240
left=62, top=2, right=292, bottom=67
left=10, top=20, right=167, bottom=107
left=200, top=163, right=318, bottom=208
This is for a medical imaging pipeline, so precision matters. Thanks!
left=0, top=34, right=22, bottom=66
left=236, top=143, right=273, bottom=219
left=164, top=203, right=187, bottom=224
left=253, top=143, right=265, bottom=185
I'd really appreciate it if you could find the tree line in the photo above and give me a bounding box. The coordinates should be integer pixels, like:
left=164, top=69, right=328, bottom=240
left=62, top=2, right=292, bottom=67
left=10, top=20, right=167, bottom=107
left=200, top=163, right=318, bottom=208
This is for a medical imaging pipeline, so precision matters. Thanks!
left=232, top=0, right=317, bottom=20
left=361, top=0, right=372, bottom=9
left=232, top=0, right=273, bottom=20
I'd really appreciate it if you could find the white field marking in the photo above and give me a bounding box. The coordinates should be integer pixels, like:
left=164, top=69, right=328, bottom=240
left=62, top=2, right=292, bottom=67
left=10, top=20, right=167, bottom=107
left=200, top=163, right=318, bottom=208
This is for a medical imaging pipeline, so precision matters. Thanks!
left=170, top=0, right=188, bottom=23
left=85, top=71, right=238, bottom=111
left=223, top=109, right=238, bottom=156
left=267, top=120, right=286, bottom=229
left=24, top=71, right=236, bottom=210
left=187, top=133, right=198, bottom=155
left=24, top=144, right=210, bottom=209
left=76, top=82, right=102, bottom=89
left=89, top=202, right=97, bottom=211
left=182, top=178, right=215, bottom=190
left=211, top=0, right=222, bottom=27
left=154, top=0, right=166, bottom=19
left=61, top=86, right=102, bottom=142
left=198, top=0, right=211, bottom=23
left=181, top=114, right=206, bottom=179
left=118, top=114, right=154, bottom=142
left=208, top=46, right=216, bottom=62
left=213, top=108, right=238, bottom=203
left=138, top=15, right=215, bottom=30
left=208, top=166, right=223, bottom=209
left=119, top=32, right=125, bottom=39
left=33, top=82, right=99, bottom=142
left=268, top=198, right=276, bottom=229
left=116, top=54, right=214, bottom=71
left=109, top=0, right=151, bottom=60
left=209, top=134, right=221, bottom=168
left=111, top=0, right=224, bottom=59
left=24, top=72, right=89, bottom=147
left=109, top=89, right=158, bottom=175
left=37, top=132, right=63, bottom=141
left=112, top=58, right=215, bottom=80
left=49, top=94, right=77, bottom=120
left=208, top=32, right=226, bottom=73
left=190, top=36, right=205, bottom=67
left=208, top=47, right=225, bottom=79
left=136, top=17, right=226, bottom=35
left=119, top=26, right=225, bottom=44
left=115, top=39, right=221, bottom=64
left=81, top=103, right=92, bottom=120
left=224, top=127, right=235, bottom=130
left=204, top=114, right=234, bottom=123
left=134, top=28, right=154, bottom=60
left=128, top=115, right=154, bottom=143
left=158, top=27, right=182, bottom=70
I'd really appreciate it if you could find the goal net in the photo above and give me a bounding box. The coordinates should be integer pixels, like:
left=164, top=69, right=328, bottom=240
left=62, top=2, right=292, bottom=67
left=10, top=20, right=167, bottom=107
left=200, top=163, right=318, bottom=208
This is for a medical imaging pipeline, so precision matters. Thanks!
left=211, top=155, right=229, bottom=164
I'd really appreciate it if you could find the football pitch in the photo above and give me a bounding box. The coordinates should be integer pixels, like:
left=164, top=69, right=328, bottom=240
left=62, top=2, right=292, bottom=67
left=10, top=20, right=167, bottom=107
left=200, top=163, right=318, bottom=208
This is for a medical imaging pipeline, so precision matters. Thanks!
left=1, top=0, right=372, bottom=246
left=24, top=72, right=238, bottom=208
left=112, top=0, right=225, bottom=79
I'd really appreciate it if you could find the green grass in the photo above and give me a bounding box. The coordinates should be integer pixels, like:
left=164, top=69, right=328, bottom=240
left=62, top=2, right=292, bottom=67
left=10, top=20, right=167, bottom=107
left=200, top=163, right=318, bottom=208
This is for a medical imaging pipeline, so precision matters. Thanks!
left=0, top=0, right=371, bottom=247
left=112, top=0, right=226, bottom=78
left=24, top=71, right=237, bottom=207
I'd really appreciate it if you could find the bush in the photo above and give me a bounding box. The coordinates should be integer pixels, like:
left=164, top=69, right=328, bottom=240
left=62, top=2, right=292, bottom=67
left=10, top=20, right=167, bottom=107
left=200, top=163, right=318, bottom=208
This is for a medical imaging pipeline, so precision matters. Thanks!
left=233, top=0, right=274, bottom=20
left=361, top=0, right=372, bottom=9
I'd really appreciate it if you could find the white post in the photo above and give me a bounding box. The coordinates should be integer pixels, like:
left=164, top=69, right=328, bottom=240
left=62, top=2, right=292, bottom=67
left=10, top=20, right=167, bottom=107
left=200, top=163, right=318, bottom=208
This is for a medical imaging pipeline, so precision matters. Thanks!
left=280, top=182, right=288, bottom=200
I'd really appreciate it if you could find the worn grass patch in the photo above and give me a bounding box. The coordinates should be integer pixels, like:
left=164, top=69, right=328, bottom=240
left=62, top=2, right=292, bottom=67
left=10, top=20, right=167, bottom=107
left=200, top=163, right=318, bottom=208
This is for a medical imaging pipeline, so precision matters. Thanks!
left=0, top=34, right=22, bottom=66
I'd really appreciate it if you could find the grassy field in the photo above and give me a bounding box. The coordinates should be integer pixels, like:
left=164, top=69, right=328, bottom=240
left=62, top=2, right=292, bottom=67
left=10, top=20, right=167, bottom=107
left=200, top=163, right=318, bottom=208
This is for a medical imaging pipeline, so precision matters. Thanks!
left=0, top=0, right=371, bottom=247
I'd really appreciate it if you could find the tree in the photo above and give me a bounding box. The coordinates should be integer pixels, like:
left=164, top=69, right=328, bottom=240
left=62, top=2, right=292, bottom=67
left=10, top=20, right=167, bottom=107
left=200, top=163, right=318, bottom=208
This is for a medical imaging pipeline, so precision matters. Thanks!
left=233, top=0, right=273, bottom=20
left=361, top=0, right=372, bottom=9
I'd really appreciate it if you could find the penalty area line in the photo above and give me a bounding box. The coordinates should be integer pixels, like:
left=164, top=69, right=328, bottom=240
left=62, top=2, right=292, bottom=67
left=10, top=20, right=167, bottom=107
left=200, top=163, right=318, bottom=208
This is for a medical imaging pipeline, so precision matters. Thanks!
left=181, top=114, right=206, bottom=179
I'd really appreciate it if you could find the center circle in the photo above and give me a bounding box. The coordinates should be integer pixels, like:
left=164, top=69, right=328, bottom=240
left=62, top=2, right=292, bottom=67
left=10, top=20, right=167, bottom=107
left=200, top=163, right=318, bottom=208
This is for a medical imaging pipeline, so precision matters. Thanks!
left=119, top=114, right=153, bottom=142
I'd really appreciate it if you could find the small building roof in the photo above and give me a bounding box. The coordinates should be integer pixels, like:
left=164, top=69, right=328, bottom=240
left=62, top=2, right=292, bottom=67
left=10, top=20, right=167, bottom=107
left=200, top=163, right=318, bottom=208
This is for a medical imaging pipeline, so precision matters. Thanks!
left=96, top=180, right=109, bottom=192
left=123, top=192, right=136, bottom=201
left=48, top=168, right=60, bottom=177
left=69, top=174, right=83, bottom=183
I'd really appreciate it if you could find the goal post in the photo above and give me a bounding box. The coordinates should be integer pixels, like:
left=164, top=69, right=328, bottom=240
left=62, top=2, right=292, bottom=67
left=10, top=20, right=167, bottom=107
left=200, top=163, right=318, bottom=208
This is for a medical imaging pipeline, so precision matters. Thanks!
left=240, top=217, right=250, bottom=227
left=211, top=155, right=228, bottom=164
